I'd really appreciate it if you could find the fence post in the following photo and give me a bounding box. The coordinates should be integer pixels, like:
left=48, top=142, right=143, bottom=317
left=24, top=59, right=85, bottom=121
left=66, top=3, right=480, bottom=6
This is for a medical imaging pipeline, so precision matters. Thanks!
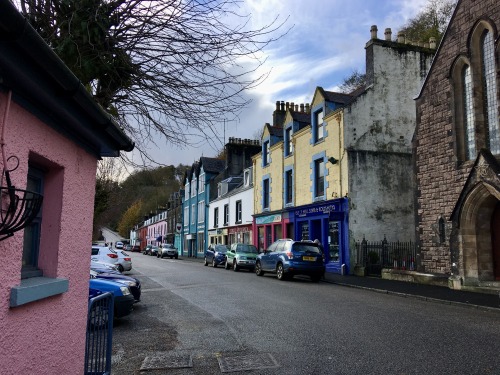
left=381, top=235, right=388, bottom=267
left=361, top=236, right=367, bottom=266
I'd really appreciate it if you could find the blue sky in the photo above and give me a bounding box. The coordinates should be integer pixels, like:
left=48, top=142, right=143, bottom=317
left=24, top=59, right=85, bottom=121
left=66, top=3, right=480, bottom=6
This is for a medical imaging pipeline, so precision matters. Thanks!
left=135, top=0, right=429, bottom=167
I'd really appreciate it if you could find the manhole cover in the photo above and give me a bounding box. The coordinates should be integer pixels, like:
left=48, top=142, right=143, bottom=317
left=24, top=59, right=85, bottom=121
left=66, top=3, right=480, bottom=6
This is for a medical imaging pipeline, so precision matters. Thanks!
left=140, top=353, right=192, bottom=371
left=218, top=353, right=279, bottom=373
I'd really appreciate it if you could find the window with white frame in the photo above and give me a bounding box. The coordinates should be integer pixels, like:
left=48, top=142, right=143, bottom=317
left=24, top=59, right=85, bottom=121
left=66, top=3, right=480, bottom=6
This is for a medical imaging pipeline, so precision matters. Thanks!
left=184, top=206, right=189, bottom=226
left=223, top=204, right=229, bottom=225
left=314, top=158, right=325, bottom=198
left=198, top=201, right=205, bottom=223
left=214, top=207, right=219, bottom=227
left=199, top=173, right=205, bottom=193
left=263, top=178, right=270, bottom=210
left=315, top=109, right=324, bottom=142
left=235, top=200, right=242, bottom=223
left=185, top=183, right=189, bottom=200
left=285, top=169, right=293, bottom=205
left=191, top=204, right=195, bottom=224
left=285, top=127, right=293, bottom=156
left=191, top=179, right=196, bottom=197
left=263, top=141, right=270, bottom=166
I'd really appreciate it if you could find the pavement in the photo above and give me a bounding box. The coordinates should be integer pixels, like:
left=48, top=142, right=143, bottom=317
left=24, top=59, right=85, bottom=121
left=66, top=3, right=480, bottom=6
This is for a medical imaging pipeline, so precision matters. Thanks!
left=180, top=256, right=500, bottom=311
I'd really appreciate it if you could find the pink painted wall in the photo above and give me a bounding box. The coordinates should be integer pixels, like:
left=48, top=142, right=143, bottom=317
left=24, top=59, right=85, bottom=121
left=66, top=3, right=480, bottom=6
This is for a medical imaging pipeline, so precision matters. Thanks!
left=148, top=219, right=167, bottom=245
left=0, top=93, right=98, bottom=374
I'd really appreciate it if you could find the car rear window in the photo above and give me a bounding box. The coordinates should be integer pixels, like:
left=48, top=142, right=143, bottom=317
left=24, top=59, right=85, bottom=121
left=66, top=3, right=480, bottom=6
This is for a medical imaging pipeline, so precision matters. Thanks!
left=215, top=245, right=228, bottom=253
left=91, top=248, right=99, bottom=255
left=291, top=244, right=321, bottom=254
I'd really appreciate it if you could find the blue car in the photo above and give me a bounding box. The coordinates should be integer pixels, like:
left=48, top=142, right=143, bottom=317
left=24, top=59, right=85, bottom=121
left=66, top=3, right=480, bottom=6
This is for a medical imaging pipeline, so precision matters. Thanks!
left=91, top=270, right=141, bottom=302
left=89, top=277, right=135, bottom=318
left=255, top=239, right=325, bottom=282
left=204, top=244, right=229, bottom=267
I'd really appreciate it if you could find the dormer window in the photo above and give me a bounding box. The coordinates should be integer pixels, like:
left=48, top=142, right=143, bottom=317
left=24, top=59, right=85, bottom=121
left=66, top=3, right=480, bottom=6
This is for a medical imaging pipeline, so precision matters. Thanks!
left=244, top=168, right=252, bottom=187
left=315, top=109, right=324, bottom=142
left=285, top=127, right=293, bottom=156
left=263, top=141, right=270, bottom=166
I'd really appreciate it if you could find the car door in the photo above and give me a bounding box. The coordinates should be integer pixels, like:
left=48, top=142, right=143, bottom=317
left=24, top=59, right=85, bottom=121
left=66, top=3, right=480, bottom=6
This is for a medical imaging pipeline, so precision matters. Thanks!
left=260, top=242, right=277, bottom=271
left=226, top=245, right=236, bottom=265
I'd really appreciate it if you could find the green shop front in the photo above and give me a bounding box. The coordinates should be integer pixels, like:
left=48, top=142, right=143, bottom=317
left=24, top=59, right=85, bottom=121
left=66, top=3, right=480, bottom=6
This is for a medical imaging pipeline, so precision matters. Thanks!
left=290, top=198, right=349, bottom=274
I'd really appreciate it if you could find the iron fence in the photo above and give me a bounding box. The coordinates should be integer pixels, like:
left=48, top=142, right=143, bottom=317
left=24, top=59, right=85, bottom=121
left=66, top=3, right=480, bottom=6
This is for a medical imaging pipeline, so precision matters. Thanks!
left=355, top=236, right=416, bottom=276
left=85, top=292, right=114, bottom=375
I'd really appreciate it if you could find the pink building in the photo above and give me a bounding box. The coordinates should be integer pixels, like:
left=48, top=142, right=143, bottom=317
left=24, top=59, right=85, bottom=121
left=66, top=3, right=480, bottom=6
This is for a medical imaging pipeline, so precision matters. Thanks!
left=0, top=4, right=133, bottom=375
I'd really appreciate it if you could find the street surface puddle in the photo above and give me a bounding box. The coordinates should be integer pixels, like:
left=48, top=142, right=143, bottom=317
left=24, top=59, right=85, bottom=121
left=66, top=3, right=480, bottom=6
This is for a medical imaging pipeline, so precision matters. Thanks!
left=140, top=353, right=192, bottom=371
left=218, top=353, right=279, bottom=373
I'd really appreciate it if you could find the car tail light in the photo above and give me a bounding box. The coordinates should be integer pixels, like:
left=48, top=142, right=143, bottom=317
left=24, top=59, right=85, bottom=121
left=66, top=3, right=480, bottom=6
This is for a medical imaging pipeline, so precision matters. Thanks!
left=285, top=251, right=293, bottom=259
left=107, top=253, right=118, bottom=258
left=124, top=257, right=131, bottom=261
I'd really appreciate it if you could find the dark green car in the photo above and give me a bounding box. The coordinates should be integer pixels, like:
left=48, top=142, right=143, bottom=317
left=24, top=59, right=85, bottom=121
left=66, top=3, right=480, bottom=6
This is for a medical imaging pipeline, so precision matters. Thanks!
left=225, top=243, right=259, bottom=271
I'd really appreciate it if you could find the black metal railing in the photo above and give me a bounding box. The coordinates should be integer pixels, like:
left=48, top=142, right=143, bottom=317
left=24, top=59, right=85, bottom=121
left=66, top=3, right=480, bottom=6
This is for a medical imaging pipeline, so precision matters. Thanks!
left=355, top=236, right=416, bottom=276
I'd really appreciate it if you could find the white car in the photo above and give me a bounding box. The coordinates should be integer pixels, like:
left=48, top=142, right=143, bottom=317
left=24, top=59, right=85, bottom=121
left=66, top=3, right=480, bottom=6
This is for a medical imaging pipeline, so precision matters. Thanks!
left=91, top=246, right=119, bottom=267
left=116, top=250, right=132, bottom=272
left=158, top=244, right=178, bottom=259
left=115, top=241, right=124, bottom=249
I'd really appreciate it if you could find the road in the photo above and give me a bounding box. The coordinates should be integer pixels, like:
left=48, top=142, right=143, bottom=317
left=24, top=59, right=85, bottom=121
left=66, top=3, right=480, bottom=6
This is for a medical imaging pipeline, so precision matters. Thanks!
left=111, top=252, right=500, bottom=375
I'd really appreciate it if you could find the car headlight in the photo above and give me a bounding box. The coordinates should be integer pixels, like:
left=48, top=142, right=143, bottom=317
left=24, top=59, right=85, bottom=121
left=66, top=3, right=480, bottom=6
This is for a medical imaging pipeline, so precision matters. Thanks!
left=120, top=286, right=131, bottom=295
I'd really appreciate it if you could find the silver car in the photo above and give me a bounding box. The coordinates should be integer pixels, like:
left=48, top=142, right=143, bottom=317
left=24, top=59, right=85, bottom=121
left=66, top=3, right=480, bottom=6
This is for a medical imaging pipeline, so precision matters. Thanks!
left=158, top=244, right=178, bottom=259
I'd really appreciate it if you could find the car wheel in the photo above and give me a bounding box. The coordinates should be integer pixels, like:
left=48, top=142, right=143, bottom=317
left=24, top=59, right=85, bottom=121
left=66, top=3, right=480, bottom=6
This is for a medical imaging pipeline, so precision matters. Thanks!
left=233, top=260, right=239, bottom=272
left=204, top=257, right=208, bottom=266
left=212, top=259, right=217, bottom=268
left=88, top=305, right=110, bottom=330
left=276, top=263, right=287, bottom=280
left=117, top=264, right=124, bottom=273
left=255, top=261, right=264, bottom=276
left=224, top=261, right=230, bottom=270
left=175, top=255, right=178, bottom=259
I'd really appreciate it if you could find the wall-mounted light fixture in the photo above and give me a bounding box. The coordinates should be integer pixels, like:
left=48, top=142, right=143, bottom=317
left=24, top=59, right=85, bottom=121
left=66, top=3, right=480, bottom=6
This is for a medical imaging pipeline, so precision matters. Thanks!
left=328, top=156, right=338, bottom=164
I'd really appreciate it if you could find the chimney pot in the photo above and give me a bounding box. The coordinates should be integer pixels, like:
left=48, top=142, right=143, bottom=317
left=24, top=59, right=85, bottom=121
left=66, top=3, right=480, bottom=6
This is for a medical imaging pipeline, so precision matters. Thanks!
left=280, top=101, right=285, bottom=111
left=300, top=103, right=305, bottom=113
left=370, top=25, right=378, bottom=39
left=286, top=102, right=290, bottom=110
left=305, top=103, right=310, bottom=113
left=276, top=101, right=280, bottom=110
left=397, top=31, right=405, bottom=44
left=384, top=28, right=392, bottom=41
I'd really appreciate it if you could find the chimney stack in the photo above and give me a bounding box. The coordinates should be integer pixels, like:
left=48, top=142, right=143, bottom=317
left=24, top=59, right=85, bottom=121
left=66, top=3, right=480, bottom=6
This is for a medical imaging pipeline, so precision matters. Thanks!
left=384, top=28, right=392, bottom=41
left=370, top=25, right=378, bottom=40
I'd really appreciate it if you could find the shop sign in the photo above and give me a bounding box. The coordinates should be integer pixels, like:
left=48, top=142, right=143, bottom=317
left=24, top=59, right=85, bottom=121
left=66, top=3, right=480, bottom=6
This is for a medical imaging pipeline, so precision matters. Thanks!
left=295, top=203, right=338, bottom=218
left=228, top=225, right=251, bottom=234
left=255, top=214, right=282, bottom=225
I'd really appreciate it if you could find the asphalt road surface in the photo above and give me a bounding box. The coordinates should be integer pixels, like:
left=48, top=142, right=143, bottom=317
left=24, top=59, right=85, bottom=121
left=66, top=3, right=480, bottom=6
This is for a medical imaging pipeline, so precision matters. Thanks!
left=111, top=252, right=500, bottom=375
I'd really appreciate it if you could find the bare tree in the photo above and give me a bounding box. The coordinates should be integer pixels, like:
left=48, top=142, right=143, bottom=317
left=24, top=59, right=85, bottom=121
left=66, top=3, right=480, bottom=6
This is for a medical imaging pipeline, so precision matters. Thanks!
left=17, top=0, right=289, bottom=166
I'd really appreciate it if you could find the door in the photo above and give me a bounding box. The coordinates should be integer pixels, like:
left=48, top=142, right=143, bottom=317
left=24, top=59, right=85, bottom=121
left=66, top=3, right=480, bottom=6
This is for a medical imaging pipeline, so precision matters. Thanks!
left=491, top=201, right=500, bottom=280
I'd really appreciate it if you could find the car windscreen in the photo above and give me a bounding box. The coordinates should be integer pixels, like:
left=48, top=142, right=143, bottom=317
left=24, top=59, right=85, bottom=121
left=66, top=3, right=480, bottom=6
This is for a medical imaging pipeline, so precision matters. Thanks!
left=236, top=245, right=258, bottom=254
left=214, top=246, right=228, bottom=253
left=292, top=244, right=322, bottom=254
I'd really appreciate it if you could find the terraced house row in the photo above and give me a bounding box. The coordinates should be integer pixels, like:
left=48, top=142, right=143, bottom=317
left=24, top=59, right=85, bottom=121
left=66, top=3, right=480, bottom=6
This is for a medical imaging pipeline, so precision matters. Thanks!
left=133, top=0, right=500, bottom=293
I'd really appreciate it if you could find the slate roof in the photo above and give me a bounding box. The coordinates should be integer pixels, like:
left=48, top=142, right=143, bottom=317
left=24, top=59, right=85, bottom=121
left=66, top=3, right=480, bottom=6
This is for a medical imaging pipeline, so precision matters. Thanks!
left=200, top=157, right=226, bottom=174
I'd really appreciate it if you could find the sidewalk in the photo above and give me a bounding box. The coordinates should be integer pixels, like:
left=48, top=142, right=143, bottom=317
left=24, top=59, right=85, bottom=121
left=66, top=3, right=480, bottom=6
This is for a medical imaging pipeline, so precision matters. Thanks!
left=323, top=273, right=500, bottom=311
left=179, top=257, right=500, bottom=311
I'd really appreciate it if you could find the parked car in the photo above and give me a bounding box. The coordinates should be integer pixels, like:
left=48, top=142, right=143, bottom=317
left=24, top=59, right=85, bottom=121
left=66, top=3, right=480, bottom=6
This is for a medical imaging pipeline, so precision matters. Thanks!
left=143, top=245, right=152, bottom=255
left=116, top=250, right=132, bottom=272
left=124, top=244, right=133, bottom=252
left=204, top=244, right=229, bottom=267
left=90, top=260, right=120, bottom=274
left=132, top=245, right=141, bottom=252
left=150, top=246, right=160, bottom=257
left=255, top=239, right=325, bottom=282
left=225, top=243, right=258, bottom=271
left=115, top=241, right=124, bottom=249
left=158, top=244, right=178, bottom=259
left=91, top=246, right=119, bottom=267
left=89, top=276, right=135, bottom=318
left=91, top=269, right=141, bottom=302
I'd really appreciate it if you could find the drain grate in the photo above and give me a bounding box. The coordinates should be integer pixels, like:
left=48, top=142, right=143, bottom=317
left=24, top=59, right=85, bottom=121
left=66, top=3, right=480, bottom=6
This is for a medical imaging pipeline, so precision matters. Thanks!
left=140, top=353, right=192, bottom=371
left=218, top=353, right=279, bottom=373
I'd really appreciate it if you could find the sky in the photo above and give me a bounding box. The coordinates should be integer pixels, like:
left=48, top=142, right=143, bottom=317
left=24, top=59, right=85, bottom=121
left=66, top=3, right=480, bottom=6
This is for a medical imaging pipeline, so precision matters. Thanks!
left=131, top=0, right=430, bottom=168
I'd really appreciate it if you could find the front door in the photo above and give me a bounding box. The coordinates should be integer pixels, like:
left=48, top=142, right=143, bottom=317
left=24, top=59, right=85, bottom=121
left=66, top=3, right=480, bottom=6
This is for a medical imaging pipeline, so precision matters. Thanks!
left=491, top=201, right=500, bottom=280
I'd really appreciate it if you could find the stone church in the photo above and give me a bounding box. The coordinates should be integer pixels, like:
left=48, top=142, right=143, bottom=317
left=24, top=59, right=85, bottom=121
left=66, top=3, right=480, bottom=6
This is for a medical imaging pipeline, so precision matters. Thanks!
left=414, top=0, right=500, bottom=291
